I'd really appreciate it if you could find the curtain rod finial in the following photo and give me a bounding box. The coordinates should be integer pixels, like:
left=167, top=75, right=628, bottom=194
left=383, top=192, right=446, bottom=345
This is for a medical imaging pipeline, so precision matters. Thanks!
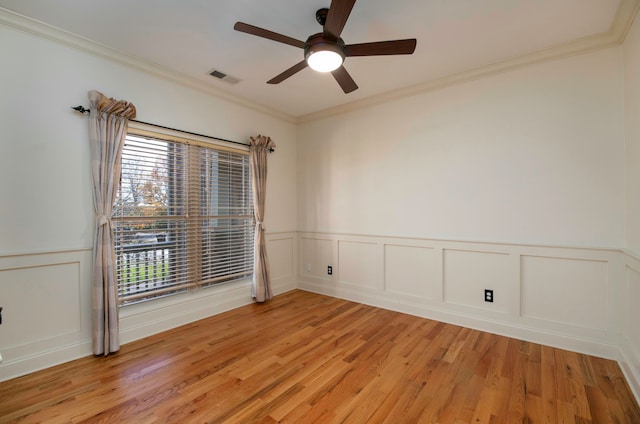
left=71, top=105, right=90, bottom=114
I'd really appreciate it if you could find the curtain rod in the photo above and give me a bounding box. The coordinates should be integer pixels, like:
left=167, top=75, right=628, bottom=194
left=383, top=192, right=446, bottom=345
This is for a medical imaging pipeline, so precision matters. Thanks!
left=71, top=106, right=274, bottom=153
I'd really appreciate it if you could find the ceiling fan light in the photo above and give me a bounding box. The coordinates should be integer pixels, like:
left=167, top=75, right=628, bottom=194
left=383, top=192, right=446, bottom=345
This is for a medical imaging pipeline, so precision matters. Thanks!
left=306, top=48, right=344, bottom=72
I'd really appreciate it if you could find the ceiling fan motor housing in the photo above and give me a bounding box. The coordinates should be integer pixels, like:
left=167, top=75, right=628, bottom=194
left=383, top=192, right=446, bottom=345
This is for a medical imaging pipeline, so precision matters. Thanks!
left=304, top=33, right=346, bottom=60
left=304, top=33, right=346, bottom=72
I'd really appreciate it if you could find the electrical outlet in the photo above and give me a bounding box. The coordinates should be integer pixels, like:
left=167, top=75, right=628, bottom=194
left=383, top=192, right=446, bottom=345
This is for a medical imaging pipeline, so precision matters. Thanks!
left=305, top=263, right=311, bottom=273
left=484, top=289, right=494, bottom=303
left=327, top=266, right=333, bottom=275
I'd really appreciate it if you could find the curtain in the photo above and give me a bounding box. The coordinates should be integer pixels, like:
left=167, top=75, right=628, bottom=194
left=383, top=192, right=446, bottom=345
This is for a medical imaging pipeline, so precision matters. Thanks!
left=88, top=90, right=136, bottom=355
left=249, top=135, right=276, bottom=303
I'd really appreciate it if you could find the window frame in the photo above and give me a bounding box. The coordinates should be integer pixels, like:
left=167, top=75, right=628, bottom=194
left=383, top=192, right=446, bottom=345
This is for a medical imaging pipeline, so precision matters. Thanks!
left=112, top=124, right=254, bottom=306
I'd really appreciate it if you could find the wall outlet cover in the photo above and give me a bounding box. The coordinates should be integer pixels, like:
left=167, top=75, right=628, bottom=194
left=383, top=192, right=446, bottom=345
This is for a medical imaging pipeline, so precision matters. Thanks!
left=484, top=289, right=494, bottom=303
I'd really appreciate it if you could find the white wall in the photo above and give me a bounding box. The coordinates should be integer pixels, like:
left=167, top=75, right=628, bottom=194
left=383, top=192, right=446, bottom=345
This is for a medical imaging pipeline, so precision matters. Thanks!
left=297, top=48, right=628, bottom=359
left=0, top=15, right=297, bottom=381
left=621, top=7, right=640, bottom=402
left=626, top=9, right=640, bottom=257
left=298, top=48, right=625, bottom=248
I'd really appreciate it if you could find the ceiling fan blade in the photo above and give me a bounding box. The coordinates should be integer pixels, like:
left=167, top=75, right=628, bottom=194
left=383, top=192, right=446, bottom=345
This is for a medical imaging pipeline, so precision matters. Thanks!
left=324, top=0, right=357, bottom=40
left=345, top=39, right=417, bottom=57
left=331, top=66, right=358, bottom=93
left=234, top=22, right=305, bottom=49
left=267, top=61, right=308, bottom=84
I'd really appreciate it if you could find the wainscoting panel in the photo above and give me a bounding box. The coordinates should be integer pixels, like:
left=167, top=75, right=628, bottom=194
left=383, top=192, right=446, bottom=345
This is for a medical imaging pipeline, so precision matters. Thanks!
left=443, top=249, right=511, bottom=313
left=384, top=244, right=437, bottom=301
left=337, top=240, right=378, bottom=289
left=0, top=262, right=81, bottom=347
left=0, top=249, right=93, bottom=382
left=521, top=255, right=608, bottom=330
left=625, top=264, right=640, bottom=362
left=620, top=252, right=640, bottom=401
left=266, top=232, right=297, bottom=294
left=299, top=236, right=334, bottom=281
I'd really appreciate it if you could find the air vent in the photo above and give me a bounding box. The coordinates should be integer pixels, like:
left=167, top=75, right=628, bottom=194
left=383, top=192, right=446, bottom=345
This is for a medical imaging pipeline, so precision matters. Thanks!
left=208, top=69, right=240, bottom=85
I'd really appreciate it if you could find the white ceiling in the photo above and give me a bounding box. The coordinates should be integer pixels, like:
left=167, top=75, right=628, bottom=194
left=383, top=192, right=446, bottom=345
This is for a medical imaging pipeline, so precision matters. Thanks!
left=0, top=0, right=632, bottom=119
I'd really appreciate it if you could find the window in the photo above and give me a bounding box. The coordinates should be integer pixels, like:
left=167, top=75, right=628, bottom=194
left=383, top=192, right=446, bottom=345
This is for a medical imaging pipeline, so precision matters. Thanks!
left=113, top=128, right=254, bottom=305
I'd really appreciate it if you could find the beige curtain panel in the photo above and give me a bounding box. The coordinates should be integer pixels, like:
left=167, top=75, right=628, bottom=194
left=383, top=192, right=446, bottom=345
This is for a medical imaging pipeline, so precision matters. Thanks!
left=88, top=90, right=136, bottom=356
left=249, top=135, right=276, bottom=303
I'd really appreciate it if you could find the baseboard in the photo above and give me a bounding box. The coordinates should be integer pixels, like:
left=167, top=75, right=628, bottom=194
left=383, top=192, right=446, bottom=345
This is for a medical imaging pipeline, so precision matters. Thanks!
left=619, top=337, right=640, bottom=404
left=298, top=281, right=620, bottom=360
left=272, top=281, right=298, bottom=296
left=0, top=340, right=92, bottom=382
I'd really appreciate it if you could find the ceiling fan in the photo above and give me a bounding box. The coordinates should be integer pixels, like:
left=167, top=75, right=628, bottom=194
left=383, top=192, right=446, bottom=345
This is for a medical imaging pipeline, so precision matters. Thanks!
left=234, top=0, right=417, bottom=94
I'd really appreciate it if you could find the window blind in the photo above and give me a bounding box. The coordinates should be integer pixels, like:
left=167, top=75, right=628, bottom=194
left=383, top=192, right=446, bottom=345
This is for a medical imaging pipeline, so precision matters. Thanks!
left=113, top=132, right=253, bottom=305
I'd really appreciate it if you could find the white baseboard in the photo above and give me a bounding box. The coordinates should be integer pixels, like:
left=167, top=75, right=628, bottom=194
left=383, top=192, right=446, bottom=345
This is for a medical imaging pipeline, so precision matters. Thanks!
left=298, top=281, right=620, bottom=360
left=619, top=337, right=640, bottom=404
left=272, top=281, right=298, bottom=296
left=0, top=340, right=93, bottom=382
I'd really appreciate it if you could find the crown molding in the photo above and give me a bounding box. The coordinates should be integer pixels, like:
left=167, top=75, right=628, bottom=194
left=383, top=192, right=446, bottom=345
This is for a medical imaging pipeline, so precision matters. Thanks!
left=297, top=0, right=640, bottom=124
left=2, top=1, right=637, bottom=126
left=0, top=7, right=297, bottom=124
left=612, top=0, right=640, bottom=43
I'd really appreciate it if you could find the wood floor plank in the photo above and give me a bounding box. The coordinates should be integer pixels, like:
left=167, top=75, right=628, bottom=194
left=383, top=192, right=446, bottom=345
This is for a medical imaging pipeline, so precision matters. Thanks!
left=0, top=290, right=638, bottom=423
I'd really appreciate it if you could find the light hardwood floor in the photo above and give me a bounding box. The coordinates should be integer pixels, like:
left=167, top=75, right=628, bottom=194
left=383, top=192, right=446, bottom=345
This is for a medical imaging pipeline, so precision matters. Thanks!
left=1, top=290, right=639, bottom=423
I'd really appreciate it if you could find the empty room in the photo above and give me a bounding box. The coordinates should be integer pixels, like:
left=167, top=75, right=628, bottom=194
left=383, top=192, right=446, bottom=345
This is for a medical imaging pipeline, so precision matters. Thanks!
left=1, top=0, right=640, bottom=422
